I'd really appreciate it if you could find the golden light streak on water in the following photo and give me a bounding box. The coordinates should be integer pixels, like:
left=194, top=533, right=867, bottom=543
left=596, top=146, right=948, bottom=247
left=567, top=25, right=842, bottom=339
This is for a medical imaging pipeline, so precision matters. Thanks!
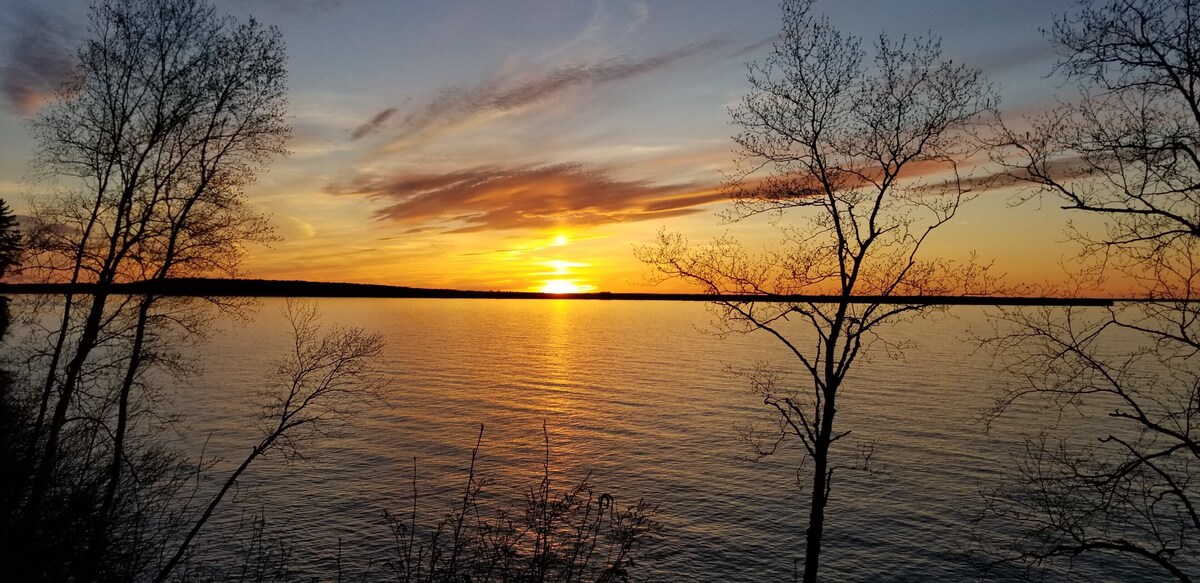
left=155, top=299, right=1147, bottom=581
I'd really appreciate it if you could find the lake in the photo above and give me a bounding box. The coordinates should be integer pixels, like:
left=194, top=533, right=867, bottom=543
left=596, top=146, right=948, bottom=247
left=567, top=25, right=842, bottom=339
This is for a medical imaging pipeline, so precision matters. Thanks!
left=155, top=298, right=1128, bottom=581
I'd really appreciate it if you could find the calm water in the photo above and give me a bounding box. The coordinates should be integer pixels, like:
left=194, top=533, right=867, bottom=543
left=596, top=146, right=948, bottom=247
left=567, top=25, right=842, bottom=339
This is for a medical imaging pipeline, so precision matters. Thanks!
left=165, top=299, right=1118, bottom=581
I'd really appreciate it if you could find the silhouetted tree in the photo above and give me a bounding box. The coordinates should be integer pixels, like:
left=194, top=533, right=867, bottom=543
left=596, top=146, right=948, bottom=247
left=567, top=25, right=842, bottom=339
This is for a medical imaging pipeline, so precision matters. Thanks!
left=384, top=424, right=660, bottom=583
left=4, top=0, right=288, bottom=579
left=639, top=0, right=995, bottom=580
left=0, top=197, right=19, bottom=344
left=153, top=299, right=385, bottom=583
left=0, top=198, right=20, bottom=280
left=979, top=0, right=1200, bottom=579
left=0, top=198, right=20, bottom=549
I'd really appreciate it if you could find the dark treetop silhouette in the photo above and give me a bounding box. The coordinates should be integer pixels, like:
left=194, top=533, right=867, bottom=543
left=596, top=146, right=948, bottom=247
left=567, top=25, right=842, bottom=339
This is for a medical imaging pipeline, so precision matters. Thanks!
left=3, top=0, right=290, bottom=579
left=977, top=0, right=1200, bottom=579
left=639, top=0, right=997, bottom=580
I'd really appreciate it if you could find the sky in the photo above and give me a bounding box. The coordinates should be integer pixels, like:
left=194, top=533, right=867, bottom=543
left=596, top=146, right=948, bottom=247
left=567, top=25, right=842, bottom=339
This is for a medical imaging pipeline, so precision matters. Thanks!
left=0, top=0, right=1094, bottom=293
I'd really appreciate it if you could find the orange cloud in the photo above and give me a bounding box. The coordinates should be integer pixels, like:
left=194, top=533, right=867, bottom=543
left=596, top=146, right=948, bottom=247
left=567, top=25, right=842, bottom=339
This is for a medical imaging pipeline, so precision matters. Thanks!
left=327, top=163, right=724, bottom=233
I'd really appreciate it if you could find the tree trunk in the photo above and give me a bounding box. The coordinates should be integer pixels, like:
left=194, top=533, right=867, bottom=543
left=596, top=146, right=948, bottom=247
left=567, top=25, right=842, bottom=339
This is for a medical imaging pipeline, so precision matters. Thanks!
left=803, top=443, right=829, bottom=583
left=83, top=296, right=152, bottom=579
left=23, top=291, right=110, bottom=530
left=803, top=377, right=838, bottom=583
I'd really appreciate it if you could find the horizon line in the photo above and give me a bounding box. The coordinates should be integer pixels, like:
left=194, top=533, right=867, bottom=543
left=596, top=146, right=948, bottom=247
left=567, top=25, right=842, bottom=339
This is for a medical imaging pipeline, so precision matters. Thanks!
left=0, top=277, right=1172, bottom=306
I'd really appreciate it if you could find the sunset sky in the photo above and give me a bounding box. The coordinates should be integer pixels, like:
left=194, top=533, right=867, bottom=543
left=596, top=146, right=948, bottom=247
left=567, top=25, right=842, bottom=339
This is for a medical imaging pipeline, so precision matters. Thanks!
left=0, top=0, right=1092, bottom=293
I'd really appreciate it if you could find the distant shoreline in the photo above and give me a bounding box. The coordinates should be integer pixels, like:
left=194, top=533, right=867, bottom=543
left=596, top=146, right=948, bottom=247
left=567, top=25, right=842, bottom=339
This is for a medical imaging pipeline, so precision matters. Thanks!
left=0, top=277, right=1146, bottom=306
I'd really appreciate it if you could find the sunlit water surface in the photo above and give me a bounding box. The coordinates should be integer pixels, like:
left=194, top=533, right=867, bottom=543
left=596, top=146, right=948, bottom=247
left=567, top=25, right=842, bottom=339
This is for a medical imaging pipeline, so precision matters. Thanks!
left=165, top=299, right=1133, bottom=581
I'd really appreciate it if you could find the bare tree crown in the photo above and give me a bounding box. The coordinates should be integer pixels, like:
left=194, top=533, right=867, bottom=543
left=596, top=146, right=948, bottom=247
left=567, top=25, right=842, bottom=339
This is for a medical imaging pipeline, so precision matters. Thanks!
left=979, top=1, right=1200, bottom=579
left=639, top=1, right=996, bottom=580
left=27, top=0, right=288, bottom=284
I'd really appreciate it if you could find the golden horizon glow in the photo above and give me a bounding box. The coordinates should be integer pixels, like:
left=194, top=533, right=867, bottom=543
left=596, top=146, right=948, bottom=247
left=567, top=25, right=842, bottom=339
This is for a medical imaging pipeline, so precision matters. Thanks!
left=529, top=236, right=598, bottom=293
left=544, top=259, right=586, bottom=275
left=540, top=279, right=593, bottom=294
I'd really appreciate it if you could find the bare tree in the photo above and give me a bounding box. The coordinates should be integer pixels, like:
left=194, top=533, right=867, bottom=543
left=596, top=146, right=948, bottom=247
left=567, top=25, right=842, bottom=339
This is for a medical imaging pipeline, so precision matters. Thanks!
left=639, top=0, right=995, bottom=579
left=2, top=0, right=288, bottom=578
left=979, top=0, right=1200, bottom=579
left=154, top=299, right=385, bottom=583
left=384, top=423, right=660, bottom=583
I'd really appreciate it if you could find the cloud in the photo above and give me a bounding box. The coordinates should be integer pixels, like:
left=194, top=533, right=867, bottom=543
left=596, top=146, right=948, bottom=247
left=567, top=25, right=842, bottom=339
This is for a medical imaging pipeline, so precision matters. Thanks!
left=728, top=35, right=778, bottom=60
left=348, top=107, right=397, bottom=141
left=561, top=0, right=650, bottom=53
left=1, top=5, right=76, bottom=116
left=278, top=215, right=317, bottom=239
left=625, top=1, right=650, bottom=35
left=237, top=0, right=349, bottom=15
left=327, top=163, right=724, bottom=233
left=970, top=38, right=1057, bottom=76
left=385, top=39, right=725, bottom=141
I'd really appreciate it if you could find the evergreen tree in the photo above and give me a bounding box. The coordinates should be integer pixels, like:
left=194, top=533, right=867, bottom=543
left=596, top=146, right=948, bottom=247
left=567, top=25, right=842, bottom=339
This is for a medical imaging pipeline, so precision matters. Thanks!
left=0, top=198, right=19, bottom=281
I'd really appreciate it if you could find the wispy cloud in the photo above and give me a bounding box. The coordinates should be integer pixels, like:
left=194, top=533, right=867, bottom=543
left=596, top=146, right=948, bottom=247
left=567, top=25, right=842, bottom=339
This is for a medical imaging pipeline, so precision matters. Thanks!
left=560, top=0, right=651, bottom=54
left=327, top=163, right=723, bottom=233
left=624, top=1, right=650, bottom=35
left=728, top=34, right=778, bottom=60
left=348, top=107, right=397, bottom=141
left=970, top=38, right=1057, bottom=76
left=240, top=0, right=350, bottom=15
left=370, top=39, right=724, bottom=143
left=1, top=4, right=76, bottom=116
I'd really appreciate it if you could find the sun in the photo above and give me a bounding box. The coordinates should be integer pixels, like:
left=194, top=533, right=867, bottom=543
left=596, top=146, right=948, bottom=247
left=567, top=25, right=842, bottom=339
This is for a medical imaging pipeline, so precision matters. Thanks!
left=540, top=279, right=584, bottom=294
